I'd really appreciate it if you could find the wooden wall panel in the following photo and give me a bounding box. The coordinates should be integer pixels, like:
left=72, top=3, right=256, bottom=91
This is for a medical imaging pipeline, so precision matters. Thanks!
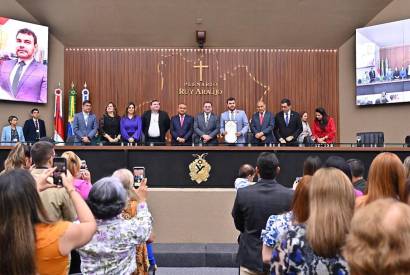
left=64, top=48, right=339, bottom=140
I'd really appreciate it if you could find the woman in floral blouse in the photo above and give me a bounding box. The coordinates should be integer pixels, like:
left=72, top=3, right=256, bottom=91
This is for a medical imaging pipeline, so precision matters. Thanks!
left=78, top=176, right=152, bottom=275
left=271, top=168, right=355, bottom=274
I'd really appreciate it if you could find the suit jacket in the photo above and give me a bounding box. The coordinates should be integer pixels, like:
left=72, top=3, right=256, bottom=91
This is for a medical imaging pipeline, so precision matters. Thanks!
left=193, top=112, right=219, bottom=144
left=141, top=110, right=170, bottom=142
left=1, top=125, right=25, bottom=144
left=232, top=179, right=293, bottom=272
left=23, top=118, right=46, bottom=142
left=250, top=111, right=276, bottom=144
left=0, top=59, right=47, bottom=103
left=170, top=114, right=194, bottom=144
left=274, top=110, right=302, bottom=144
left=220, top=110, right=249, bottom=144
left=72, top=112, right=98, bottom=143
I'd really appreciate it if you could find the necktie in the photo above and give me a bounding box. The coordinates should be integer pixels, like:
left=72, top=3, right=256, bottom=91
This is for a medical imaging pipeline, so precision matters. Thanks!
left=285, top=113, right=289, bottom=126
left=180, top=115, right=184, bottom=127
left=11, top=61, right=25, bottom=96
left=259, top=113, right=264, bottom=125
left=34, top=120, right=39, bottom=130
left=230, top=111, right=235, bottom=120
left=205, top=113, right=209, bottom=126
left=35, top=120, right=40, bottom=140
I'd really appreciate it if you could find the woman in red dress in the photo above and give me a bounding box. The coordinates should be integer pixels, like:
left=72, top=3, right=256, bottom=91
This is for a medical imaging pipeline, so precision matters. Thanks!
left=312, top=107, right=336, bottom=144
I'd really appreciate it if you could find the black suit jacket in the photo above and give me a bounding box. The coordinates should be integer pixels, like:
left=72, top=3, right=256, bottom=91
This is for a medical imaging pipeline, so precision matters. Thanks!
left=141, top=110, right=170, bottom=142
left=23, top=118, right=46, bottom=142
left=232, top=179, right=293, bottom=272
left=274, top=111, right=302, bottom=144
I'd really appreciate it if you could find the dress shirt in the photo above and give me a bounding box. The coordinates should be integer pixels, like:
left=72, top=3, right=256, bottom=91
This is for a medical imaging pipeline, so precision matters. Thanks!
left=148, top=112, right=160, bottom=137
left=83, top=112, right=89, bottom=127
left=9, top=58, right=34, bottom=84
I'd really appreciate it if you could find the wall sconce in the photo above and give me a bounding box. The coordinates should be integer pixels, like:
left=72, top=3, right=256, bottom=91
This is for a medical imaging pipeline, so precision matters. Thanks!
left=196, top=30, right=206, bottom=49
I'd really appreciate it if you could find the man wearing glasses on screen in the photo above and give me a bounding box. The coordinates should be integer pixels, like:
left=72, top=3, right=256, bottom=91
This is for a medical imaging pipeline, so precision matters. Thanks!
left=0, top=28, right=47, bottom=103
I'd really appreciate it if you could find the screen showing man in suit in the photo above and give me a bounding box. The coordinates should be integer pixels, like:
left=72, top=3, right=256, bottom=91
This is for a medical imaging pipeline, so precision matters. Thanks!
left=0, top=17, right=48, bottom=103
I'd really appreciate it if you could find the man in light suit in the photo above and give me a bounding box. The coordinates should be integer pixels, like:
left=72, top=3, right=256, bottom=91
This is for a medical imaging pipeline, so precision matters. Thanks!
left=23, top=108, right=47, bottom=143
left=170, top=103, right=194, bottom=145
left=72, top=100, right=98, bottom=145
left=250, top=101, right=276, bottom=145
left=193, top=101, right=219, bottom=145
left=274, top=98, right=302, bottom=146
left=220, top=97, right=249, bottom=146
left=232, top=152, right=293, bottom=274
left=0, top=28, right=47, bottom=103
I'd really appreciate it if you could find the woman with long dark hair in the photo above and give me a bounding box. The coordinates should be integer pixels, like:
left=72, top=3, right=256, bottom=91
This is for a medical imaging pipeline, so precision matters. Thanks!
left=312, top=107, right=336, bottom=144
left=99, top=102, right=121, bottom=144
left=120, top=102, right=142, bottom=144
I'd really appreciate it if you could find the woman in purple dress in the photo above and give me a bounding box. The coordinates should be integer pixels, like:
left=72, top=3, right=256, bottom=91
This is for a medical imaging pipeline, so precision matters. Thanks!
left=120, top=102, right=142, bottom=144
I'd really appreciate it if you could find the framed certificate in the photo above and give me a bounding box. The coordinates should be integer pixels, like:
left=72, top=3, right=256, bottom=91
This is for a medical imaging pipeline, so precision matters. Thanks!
left=224, top=120, right=237, bottom=143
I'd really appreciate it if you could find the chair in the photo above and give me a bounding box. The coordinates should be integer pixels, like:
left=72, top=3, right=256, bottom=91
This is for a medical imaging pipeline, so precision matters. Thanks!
left=356, top=132, right=384, bottom=147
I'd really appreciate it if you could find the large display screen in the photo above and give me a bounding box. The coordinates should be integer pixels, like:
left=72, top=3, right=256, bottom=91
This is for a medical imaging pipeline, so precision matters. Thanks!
left=356, top=19, right=410, bottom=106
left=0, top=17, right=48, bottom=103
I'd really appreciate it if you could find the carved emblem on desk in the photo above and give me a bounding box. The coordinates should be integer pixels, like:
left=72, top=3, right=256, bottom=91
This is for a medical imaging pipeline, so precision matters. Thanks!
left=189, top=153, right=211, bottom=184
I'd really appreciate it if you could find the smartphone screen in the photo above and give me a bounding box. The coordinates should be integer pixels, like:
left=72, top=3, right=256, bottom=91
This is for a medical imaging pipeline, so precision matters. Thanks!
left=80, top=160, right=87, bottom=170
left=133, top=166, right=145, bottom=188
left=53, top=157, right=67, bottom=186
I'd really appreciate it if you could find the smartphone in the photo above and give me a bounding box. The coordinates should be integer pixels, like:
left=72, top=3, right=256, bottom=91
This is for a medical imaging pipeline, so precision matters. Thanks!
left=80, top=160, right=88, bottom=171
left=133, top=166, right=145, bottom=189
left=53, top=157, right=67, bottom=186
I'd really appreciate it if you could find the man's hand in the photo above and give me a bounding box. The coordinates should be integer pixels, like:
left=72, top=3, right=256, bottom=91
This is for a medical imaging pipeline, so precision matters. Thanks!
left=236, top=132, right=241, bottom=137
left=279, top=138, right=286, bottom=144
left=255, top=132, right=264, bottom=139
left=261, top=136, right=266, bottom=141
left=285, top=136, right=294, bottom=142
left=202, top=135, right=211, bottom=142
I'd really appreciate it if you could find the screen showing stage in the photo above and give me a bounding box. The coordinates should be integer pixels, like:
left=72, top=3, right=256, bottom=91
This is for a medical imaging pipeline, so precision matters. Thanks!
left=356, top=19, right=410, bottom=106
left=0, top=17, right=48, bottom=104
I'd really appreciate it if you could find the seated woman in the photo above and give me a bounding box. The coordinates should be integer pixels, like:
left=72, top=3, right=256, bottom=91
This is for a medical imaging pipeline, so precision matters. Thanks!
left=120, top=102, right=142, bottom=144
left=78, top=176, right=152, bottom=275
left=261, top=175, right=311, bottom=264
left=99, top=102, right=121, bottom=144
left=271, top=168, right=355, bottom=274
left=297, top=111, right=314, bottom=145
left=356, top=152, right=407, bottom=208
left=1, top=142, right=31, bottom=174
left=61, top=151, right=92, bottom=199
left=0, top=169, right=96, bottom=275
left=312, top=107, right=336, bottom=144
left=1, top=115, right=25, bottom=145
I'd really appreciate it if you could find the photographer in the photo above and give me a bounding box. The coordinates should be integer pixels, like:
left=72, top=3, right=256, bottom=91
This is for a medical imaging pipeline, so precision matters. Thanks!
left=61, top=151, right=92, bottom=199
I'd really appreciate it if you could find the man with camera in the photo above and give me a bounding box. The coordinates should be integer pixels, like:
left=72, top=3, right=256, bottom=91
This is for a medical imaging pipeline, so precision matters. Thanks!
left=30, top=141, right=77, bottom=222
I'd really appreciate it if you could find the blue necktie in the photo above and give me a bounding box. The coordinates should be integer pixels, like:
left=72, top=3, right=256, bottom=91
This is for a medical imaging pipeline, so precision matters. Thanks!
left=11, top=61, right=25, bottom=97
left=285, top=113, right=289, bottom=126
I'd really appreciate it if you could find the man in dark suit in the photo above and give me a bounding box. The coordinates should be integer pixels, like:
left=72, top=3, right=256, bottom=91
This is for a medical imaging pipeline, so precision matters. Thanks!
left=170, top=103, right=194, bottom=145
left=232, top=152, right=293, bottom=274
left=250, top=101, right=275, bottom=145
left=274, top=98, right=302, bottom=146
left=141, top=99, right=170, bottom=145
left=72, top=100, right=98, bottom=145
left=193, top=101, right=219, bottom=145
left=23, top=108, right=47, bottom=143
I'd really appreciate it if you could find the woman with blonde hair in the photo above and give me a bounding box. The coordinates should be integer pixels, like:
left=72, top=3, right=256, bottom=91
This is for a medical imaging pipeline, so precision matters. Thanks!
left=403, top=156, right=410, bottom=179
left=271, top=168, right=355, bottom=274
left=61, top=151, right=92, bottom=199
left=344, top=199, right=410, bottom=275
left=356, top=152, right=406, bottom=208
left=1, top=142, right=31, bottom=174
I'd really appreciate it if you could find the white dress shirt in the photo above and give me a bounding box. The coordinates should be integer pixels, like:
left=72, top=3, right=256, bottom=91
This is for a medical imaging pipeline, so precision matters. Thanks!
left=148, top=112, right=160, bottom=137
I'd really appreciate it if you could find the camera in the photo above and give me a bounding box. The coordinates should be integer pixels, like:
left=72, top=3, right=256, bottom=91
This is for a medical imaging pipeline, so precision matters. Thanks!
left=133, top=166, right=145, bottom=189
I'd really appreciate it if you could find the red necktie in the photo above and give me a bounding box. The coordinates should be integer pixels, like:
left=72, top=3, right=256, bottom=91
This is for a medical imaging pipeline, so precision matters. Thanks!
left=180, top=115, right=184, bottom=127
left=259, top=113, right=264, bottom=125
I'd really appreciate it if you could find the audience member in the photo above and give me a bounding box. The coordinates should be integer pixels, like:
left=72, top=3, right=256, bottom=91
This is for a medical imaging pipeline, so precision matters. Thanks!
left=0, top=169, right=96, bottom=275
left=100, top=102, right=121, bottom=144
left=1, top=142, right=30, bottom=174
left=250, top=101, right=275, bottom=145
left=141, top=99, right=170, bottom=145
left=344, top=199, right=410, bottom=275
left=404, top=156, right=410, bottom=179
left=23, top=108, right=47, bottom=143
left=193, top=101, right=220, bottom=145
left=232, top=152, right=293, bottom=274
left=312, top=107, right=336, bottom=144
left=347, top=158, right=367, bottom=193
left=274, top=98, right=302, bottom=146
left=61, top=151, right=92, bottom=199
left=356, top=152, right=406, bottom=208
left=297, top=111, right=314, bottom=145
left=262, top=175, right=311, bottom=264
left=220, top=97, right=249, bottom=146
left=72, top=100, right=98, bottom=145
left=121, top=102, right=142, bottom=144
left=271, top=168, right=354, bottom=274
left=292, top=155, right=321, bottom=189
left=30, top=141, right=77, bottom=222
left=170, top=103, right=194, bottom=145
left=79, top=176, right=152, bottom=274
left=1, top=115, right=25, bottom=145
left=234, top=164, right=255, bottom=189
